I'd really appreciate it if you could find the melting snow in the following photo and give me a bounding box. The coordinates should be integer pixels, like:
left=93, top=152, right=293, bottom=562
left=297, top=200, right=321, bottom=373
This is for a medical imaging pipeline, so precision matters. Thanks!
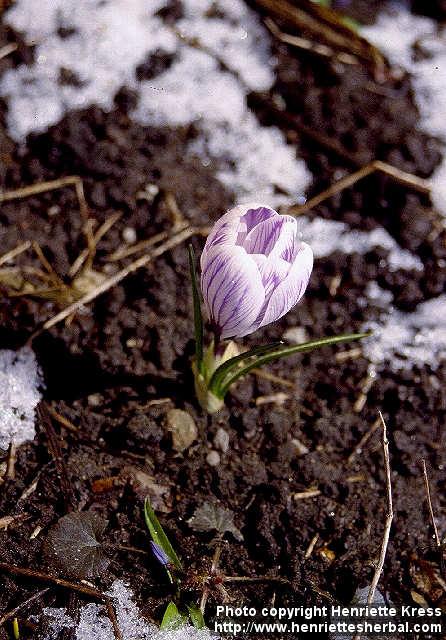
left=0, top=0, right=310, bottom=206
left=363, top=295, right=446, bottom=371
left=43, top=580, right=219, bottom=640
left=0, top=347, right=42, bottom=450
left=363, top=2, right=446, bottom=220
left=299, top=216, right=423, bottom=271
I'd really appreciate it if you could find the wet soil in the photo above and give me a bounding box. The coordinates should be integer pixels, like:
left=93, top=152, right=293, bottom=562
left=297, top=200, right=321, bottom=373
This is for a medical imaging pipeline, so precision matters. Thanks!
left=0, top=2, right=445, bottom=639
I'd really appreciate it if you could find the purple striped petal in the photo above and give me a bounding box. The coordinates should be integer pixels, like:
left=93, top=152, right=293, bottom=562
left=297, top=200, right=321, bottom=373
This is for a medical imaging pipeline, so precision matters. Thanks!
left=256, top=242, right=313, bottom=329
left=201, top=203, right=276, bottom=267
left=150, top=541, right=170, bottom=566
left=201, top=245, right=264, bottom=339
left=243, top=215, right=295, bottom=256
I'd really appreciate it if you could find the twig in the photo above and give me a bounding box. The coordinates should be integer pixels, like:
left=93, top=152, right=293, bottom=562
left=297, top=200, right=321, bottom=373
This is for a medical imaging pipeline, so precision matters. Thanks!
left=265, top=17, right=358, bottom=66
left=107, top=230, right=168, bottom=262
left=292, top=488, right=321, bottom=500
left=37, top=403, right=76, bottom=511
left=6, top=441, right=16, bottom=480
left=0, top=175, right=88, bottom=221
left=353, top=412, right=393, bottom=640
left=27, top=225, right=205, bottom=341
left=105, top=599, right=124, bottom=640
left=46, top=406, right=78, bottom=433
left=252, top=368, right=295, bottom=389
left=287, top=160, right=430, bottom=217
left=69, top=211, right=122, bottom=278
left=0, top=589, right=50, bottom=625
left=200, top=541, right=223, bottom=614
left=421, top=459, right=441, bottom=549
left=367, top=412, right=393, bottom=604
left=0, top=241, right=32, bottom=267
left=304, top=533, right=319, bottom=559
left=0, top=563, right=104, bottom=600
left=221, top=576, right=290, bottom=585
left=347, top=417, right=381, bottom=464
left=0, top=43, right=18, bottom=60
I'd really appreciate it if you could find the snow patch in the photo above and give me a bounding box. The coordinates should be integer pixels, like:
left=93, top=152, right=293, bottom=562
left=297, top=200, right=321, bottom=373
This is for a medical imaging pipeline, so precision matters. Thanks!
left=363, top=3, right=446, bottom=219
left=42, top=580, right=219, bottom=640
left=0, top=347, right=42, bottom=450
left=0, top=0, right=310, bottom=206
left=363, top=295, right=446, bottom=370
left=299, top=216, right=423, bottom=271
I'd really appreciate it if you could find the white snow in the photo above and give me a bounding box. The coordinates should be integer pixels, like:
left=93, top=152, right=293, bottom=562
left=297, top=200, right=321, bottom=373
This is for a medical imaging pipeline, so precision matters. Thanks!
left=0, top=0, right=310, bottom=207
left=42, top=580, right=219, bottom=640
left=363, top=3, right=446, bottom=220
left=0, top=347, right=42, bottom=450
left=299, top=216, right=424, bottom=271
left=363, top=295, right=446, bottom=370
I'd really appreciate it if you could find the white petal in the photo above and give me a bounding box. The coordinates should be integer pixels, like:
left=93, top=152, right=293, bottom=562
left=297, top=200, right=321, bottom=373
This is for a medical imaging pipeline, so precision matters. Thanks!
left=200, top=245, right=265, bottom=339
left=256, top=242, right=313, bottom=329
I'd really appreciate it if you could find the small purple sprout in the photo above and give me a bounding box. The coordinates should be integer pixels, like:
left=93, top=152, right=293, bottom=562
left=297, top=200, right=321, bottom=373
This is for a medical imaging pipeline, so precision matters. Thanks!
left=200, top=203, right=313, bottom=340
left=150, top=541, right=170, bottom=566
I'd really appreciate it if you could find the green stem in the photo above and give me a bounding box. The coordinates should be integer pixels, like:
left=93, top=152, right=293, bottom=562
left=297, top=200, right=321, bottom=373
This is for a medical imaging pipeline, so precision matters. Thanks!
left=188, top=245, right=204, bottom=373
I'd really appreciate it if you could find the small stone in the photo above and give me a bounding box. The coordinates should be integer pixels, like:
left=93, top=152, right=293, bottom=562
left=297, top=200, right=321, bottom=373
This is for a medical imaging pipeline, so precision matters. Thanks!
left=87, top=393, right=102, bottom=408
left=283, top=326, right=308, bottom=344
left=291, top=438, right=309, bottom=456
left=122, top=227, right=137, bottom=244
left=48, top=205, right=61, bottom=217
left=206, top=450, right=220, bottom=467
left=165, top=409, right=197, bottom=452
left=214, top=427, right=229, bottom=453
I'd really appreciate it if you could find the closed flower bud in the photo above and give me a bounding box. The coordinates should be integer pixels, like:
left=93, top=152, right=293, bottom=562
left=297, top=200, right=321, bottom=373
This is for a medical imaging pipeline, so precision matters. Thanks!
left=200, top=203, right=313, bottom=339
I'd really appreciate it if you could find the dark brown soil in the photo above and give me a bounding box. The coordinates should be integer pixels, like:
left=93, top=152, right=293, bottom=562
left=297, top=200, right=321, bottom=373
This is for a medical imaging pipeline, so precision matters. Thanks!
left=0, top=2, right=445, bottom=639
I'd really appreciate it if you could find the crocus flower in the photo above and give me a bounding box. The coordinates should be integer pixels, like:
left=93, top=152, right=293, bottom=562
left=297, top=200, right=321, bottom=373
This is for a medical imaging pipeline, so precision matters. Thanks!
left=150, top=541, right=170, bottom=566
left=200, top=203, right=313, bottom=340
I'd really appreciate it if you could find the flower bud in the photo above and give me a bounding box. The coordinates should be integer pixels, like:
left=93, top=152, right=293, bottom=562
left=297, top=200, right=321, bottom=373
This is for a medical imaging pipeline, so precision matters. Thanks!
left=200, top=203, right=313, bottom=339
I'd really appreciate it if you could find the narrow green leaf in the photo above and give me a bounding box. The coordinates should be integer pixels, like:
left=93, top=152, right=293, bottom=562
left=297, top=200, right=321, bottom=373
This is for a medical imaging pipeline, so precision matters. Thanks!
left=208, top=342, right=283, bottom=396
left=160, top=602, right=187, bottom=630
left=217, top=332, right=371, bottom=398
left=187, top=604, right=206, bottom=629
left=188, top=245, right=204, bottom=373
left=144, top=498, right=183, bottom=572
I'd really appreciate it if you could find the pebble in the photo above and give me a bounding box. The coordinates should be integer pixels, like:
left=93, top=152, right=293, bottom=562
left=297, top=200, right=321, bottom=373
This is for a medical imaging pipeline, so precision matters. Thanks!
left=206, top=450, right=221, bottom=467
left=165, top=409, right=197, bottom=452
left=87, top=393, right=102, bottom=408
left=214, top=427, right=229, bottom=453
left=122, top=226, right=137, bottom=244
left=291, top=438, right=309, bottom=456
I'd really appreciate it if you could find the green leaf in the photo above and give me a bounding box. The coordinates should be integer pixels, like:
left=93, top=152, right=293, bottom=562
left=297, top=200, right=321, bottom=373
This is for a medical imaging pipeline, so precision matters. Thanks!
left=216, top=332, right=371, bottom=398
left=144, top=498, right=183, bottom=578
left=188, top=245, right=204, bottom=373
left=187, top=604, right=206, bottom=629
left=160, top=602, right=187, bottom=630
left=208, top=342, right=283, bottom=396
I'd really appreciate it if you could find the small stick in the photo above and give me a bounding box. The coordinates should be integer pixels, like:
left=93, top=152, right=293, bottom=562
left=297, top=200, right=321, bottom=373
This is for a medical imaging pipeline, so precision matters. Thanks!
left=0, top=43, right=18, bottom=60
left=0, top=588, right=50, bottom=625
left=0, top=562, right=104, bottom=600
left=421, top=459, right=441, bottom=549
left=105, top=599, right=124, bottom=640
left=107, top=230, right=168, bottom=262
left=265, top=17, right=358, bottom=66
left=367, top=412, right=393, bottom=604
left=292, top=488, right=321, bottom=500
left=252, top=368, right=295, bottom=388
left=27, top=225, right=203, bottom=341
left=221, top=576, right=290, bottom=585
left=347, top=417, right=381, bottom=463
left=304, top=533, right=319, bottom=559
left=46, top=406, right=78, bottom=433
left=200, top=541, right=223, bottom=614
left=6, top=441, right=16, bottom=480
left=0, top=175, right=88, bottom=220
left=69, top=211, right=123, bottom=278
left=288, top=160, right=430, bottom=217
left=0, top=241, right=31, bottom=267
left=352, top=412, right=393, bottom=640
